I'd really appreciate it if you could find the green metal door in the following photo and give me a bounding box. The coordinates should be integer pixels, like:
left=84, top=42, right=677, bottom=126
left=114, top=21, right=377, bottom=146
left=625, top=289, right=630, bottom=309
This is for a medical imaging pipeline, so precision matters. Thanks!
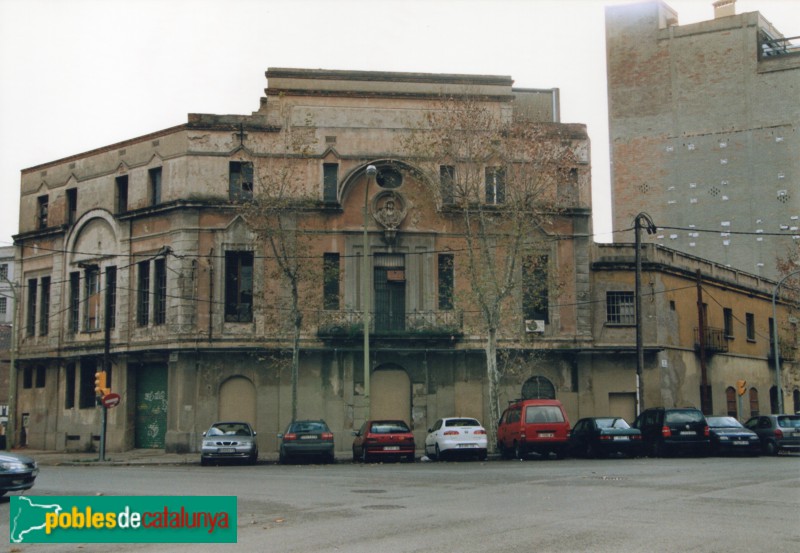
left=135, top=364, right=168, bottom=449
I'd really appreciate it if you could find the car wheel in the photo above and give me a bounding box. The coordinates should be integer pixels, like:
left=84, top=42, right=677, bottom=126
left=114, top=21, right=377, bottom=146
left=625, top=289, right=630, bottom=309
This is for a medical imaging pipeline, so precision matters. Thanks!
left=652, top=441, right=664, bottom=458
left=585, top=442, right=595, bottom=459
left=200, top=456, right=208, bottom=467
left=764, top=440, right=779, bottom=456
left=249, top=451, right=258, bottom=465
left=326, top=453, right=335, bottom=464
left=435, top=444, right=442, bottom=462
left=361, top=448, right=370, bottom=463
left=352, top=447, right=358, bottom=463
left=554, top=447, right=566, bottom=460
left=514, top=442, right=525, bottom=460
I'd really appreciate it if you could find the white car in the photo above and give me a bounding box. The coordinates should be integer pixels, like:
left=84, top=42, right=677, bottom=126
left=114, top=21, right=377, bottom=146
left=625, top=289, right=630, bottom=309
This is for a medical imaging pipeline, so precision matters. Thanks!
left=424, top=417, right=488, bottom=461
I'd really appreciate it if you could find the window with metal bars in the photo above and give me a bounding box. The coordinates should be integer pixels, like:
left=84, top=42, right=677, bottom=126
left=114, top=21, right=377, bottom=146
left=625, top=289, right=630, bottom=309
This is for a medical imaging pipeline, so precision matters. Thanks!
left=154, top=259, right=166, bottom=325
left=39, top=276, right=50, bottom=336
left=437, top=253, right=454, bottom=310
left=69, top=272, right=80, bottom=333
left=229, top=161, right=254, bottom=201
left=225, top=251, right=253, bottom=322
left=26, top=278, right=37, bottom=336
left=606, top=291, right=635, bottom=325
left=84, top=267, right=100, bottom=331
left=106, top=266, right=117, bottom=329
left=137, top=260, right=150, bottom=327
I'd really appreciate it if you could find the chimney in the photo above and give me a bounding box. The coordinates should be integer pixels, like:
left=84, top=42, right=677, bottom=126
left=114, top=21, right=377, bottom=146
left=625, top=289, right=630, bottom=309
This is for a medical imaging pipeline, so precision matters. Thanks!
left=713, top=0, right=736, bottom=19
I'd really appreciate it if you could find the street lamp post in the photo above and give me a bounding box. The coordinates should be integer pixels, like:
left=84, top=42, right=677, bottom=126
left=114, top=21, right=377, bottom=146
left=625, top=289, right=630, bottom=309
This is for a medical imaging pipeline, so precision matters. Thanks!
left=363, top=165, right=377, bottom=418
left=772, top=268, right=800, bottom=415
left=634, top=212, right=657, bottom=417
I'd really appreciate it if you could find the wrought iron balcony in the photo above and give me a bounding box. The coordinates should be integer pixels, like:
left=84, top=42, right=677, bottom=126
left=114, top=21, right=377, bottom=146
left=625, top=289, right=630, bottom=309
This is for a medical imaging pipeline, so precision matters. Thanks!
left=693, top=326, right=729, bottom=353
left=316, top=309, right=463, bottom=340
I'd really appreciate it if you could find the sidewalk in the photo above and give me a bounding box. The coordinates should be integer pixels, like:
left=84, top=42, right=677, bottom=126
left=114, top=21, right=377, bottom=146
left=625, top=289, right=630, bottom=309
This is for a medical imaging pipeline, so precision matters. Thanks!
left=8, top=448, right=197, bottom=467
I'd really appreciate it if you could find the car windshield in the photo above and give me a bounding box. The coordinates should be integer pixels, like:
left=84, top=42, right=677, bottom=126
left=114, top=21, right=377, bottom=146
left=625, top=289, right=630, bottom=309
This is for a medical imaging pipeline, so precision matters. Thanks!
left=370, top=422, right=410, bottom=433
left=777, top=415, right=800, bottom=428
left=665, top=410, right=704, bottom=424
left=525, top=406, right=564, bottom=423
left=707, top=416, right=742, bottom=428
left=290, top=421, right=329, bottom=433
left=445, top=418, right=481, bottom=427
left=208, top=423, right=252, bottom=436
left=595, top=418, right=630, bottom=429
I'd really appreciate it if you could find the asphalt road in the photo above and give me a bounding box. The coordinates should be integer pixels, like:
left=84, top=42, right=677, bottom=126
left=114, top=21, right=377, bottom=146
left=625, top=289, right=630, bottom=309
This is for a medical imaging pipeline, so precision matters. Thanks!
left=2, top=454, right=798, bottom=553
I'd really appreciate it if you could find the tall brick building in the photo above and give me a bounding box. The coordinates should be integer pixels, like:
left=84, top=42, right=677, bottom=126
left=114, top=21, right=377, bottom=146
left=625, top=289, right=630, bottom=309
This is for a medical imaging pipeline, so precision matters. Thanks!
left=605, top=0, right=799, bottom=280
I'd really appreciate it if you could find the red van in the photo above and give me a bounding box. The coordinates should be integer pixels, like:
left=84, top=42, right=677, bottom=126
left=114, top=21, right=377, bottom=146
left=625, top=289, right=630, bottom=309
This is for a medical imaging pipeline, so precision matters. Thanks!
left=497, top=399, right=571, bottom=459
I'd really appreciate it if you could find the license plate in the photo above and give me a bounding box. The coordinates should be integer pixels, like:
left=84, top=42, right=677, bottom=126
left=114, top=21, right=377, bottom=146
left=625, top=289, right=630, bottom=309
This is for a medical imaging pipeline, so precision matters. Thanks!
left=300, top=435, right=318, bottom=440
left=384, top=446, right=400, bottom=451
left=793, top=432, right=800, bottom=437
left=733, top=441, right=748, bottom=445
left=219, top=448, right=236, bottom=453
left=680, top=431, right=696, bottom=436
left=457, top=443, right=478, bottom=448
left=539, top=432, right=554, bottom=438
left=613, top=436, right=629, bottom=441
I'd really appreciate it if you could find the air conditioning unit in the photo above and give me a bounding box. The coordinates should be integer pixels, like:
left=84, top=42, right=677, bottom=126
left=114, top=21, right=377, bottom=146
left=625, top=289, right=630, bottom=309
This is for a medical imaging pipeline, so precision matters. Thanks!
left=525, top=319, right=545, bottom=334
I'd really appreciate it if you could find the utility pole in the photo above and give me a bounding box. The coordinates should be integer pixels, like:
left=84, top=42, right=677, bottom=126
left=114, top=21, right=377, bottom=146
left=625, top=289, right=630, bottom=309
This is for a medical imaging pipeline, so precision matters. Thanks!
left=362, top=166, right=377, bottom=419
left=634, top=213, right=656, bottom=416
left=3, top=275, right=18, bottom=450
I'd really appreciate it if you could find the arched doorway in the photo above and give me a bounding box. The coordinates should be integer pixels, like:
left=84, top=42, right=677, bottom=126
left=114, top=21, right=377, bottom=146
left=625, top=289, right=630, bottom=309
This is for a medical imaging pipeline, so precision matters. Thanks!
left=522, top=376, right=556, bottom=400
left=219, top=376, right=257, bottom=425
left=371, top=366, right=411, bottom=422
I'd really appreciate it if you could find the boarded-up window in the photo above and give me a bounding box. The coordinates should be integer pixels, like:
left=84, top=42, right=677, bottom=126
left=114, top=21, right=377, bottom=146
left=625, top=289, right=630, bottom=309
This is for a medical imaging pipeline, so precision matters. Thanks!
left=229, top=161, right=254, bottom=201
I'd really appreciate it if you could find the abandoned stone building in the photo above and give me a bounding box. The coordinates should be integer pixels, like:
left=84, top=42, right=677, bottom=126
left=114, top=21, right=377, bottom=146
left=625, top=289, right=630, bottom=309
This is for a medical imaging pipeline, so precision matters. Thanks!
left=11, top=68, right=799, bottom=455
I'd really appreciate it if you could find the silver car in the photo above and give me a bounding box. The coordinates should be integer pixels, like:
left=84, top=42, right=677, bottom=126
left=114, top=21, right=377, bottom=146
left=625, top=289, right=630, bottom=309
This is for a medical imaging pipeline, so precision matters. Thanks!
left=200, top=421, right=258, bottom=465
left=0, top=451, right=38, bottom=496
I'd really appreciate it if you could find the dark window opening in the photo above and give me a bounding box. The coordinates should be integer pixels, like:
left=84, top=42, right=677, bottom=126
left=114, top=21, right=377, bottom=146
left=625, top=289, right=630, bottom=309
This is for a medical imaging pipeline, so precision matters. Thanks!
left=37, top=195, right=49, bottom=229
left=746, top=312, right=755, bottom=341
left=606, top=291, right=635, bottom=325
left=229, top=161, right=254, bottom=201
left=26, top=278, right=37, bottom=336
left=39, top=276, right=50, bottom=336
left=723, top=308, right=734, bottom=338
left=749, top=388, right=760, bottom=417
left=154, top=258, right=166, bottom=325
left=66, top=188, right=77, bottom=225
left=23, top=367, right=33, bottom=389
left=35, top=365, right=46, bottom=388
left=79, top=359, right=97, bottom=409
left=137, top=260, right=150, bottom=327
left=115, top=176, right=128, bottom=213
left=440, top=165, right=455, bottom=205
left=106, top=266, right=117, bottom=329
left=485, top=166, right=505, bottom=205
left=69, top=272, right=80, bottom=333
left=149, top=167, right=162, bottom=206
left=523, top=255, right=549, bottom=323
left=438, top=253, right=454, bottom=311
left=84, top=267, right=100, bottom=331
left=225, top=251, right=254, bottom=322
left=323, top=253, right=340, bottom=310
left=323, top=164, right=339, bottom=202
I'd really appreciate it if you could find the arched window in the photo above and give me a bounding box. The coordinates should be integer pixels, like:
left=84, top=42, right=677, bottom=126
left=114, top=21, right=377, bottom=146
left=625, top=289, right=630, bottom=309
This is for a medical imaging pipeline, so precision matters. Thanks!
left=749, top=388, right=760, bottom=417
left=725, top=386, right=737, bottom=417
left=793, top=389, right=799, bottom=414
left=522, top=376, right=555, bottom=400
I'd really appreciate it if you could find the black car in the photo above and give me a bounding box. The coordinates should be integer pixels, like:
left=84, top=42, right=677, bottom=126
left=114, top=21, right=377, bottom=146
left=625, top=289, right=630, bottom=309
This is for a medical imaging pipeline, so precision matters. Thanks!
left=278, top=420, right=335, bottom=464
left=632, top=407, right=710, bottom=457
left=744, top=414, right=800, bottom=455
left=568, top=417, right=642, bottom=458
left=706, top=416, right=761, bottom=456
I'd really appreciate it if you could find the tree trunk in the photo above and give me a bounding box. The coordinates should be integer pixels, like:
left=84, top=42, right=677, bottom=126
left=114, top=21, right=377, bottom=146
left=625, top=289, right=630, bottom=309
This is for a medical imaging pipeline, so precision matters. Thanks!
left=485, top=326, right=501, bottom=453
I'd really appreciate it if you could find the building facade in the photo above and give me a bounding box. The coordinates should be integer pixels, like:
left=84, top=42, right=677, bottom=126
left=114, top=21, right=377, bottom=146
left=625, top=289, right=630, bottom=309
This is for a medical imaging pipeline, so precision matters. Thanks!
left=11, top=68, right=799, bottom=455
left=605, top=0, right=800, bottom=280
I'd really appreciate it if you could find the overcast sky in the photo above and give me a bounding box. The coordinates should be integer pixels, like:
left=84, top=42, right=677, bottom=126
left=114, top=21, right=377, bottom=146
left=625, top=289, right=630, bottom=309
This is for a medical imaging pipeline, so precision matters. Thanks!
left=1, top=0, right=797, bottom=248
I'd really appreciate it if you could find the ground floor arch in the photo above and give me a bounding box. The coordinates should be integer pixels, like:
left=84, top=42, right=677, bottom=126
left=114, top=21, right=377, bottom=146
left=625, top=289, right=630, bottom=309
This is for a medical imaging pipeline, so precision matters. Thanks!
left=219, top=376, right=257, bottom=425
left=370, top=365, right=411, bottom=422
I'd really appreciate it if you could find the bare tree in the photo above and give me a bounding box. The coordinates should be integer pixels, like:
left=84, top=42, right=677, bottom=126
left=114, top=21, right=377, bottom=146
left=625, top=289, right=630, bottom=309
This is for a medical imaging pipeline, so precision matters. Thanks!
left=239, top=113, right=320, bottom=422
left=403, top=94, right=582, bottom=449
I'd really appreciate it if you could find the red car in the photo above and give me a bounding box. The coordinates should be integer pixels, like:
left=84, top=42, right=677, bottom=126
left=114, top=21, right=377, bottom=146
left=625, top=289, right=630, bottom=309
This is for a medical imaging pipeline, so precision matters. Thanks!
left=497, top=399, right=571, bottom=459
left=352, top=420, right=415, bottom=463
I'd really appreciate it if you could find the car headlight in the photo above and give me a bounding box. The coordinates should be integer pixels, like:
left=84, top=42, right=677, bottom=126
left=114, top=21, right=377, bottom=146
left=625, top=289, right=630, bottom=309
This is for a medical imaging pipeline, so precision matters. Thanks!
left=719, top=436, right=729, bottom=441
left=0, top=462, right=28, bottom=471
left=202, top=441, right=215, bottom=448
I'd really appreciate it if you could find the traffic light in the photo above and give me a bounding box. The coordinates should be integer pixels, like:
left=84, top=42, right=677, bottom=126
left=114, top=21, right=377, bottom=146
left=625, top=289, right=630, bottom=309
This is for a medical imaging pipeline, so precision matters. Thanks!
left=736, top=379, right=747, bottom=396
left=94, top=370, right=109, bottom=397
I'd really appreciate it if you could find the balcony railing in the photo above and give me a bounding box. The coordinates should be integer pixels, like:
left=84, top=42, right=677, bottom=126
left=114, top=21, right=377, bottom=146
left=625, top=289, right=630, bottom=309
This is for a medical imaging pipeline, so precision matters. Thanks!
left=759, top=34, right=800, bottom=59
left=316, top=309, right=463, bottom=339
left=694, top=326, right=729, bottom=353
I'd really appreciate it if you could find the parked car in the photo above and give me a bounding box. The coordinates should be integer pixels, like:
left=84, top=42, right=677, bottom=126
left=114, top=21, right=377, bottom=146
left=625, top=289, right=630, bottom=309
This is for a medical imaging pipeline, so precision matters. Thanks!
left=496, top=399, right=571, bottom=459
left=200, top=421, right=258, bottom=466
left=744, top=414, right=800, bottom=455
left=0, top=451, right=38, bottom=496
left=706, top=416, right=761, bottom=456
left=352, top=420, right=415, bottom=463
left=568, top=417, right=642, bottom=458
left=424, top=417, right=488, bottom=461
left=632, top=407, right=710, bottom=457
left=278, top=420, right=335, bottom=464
